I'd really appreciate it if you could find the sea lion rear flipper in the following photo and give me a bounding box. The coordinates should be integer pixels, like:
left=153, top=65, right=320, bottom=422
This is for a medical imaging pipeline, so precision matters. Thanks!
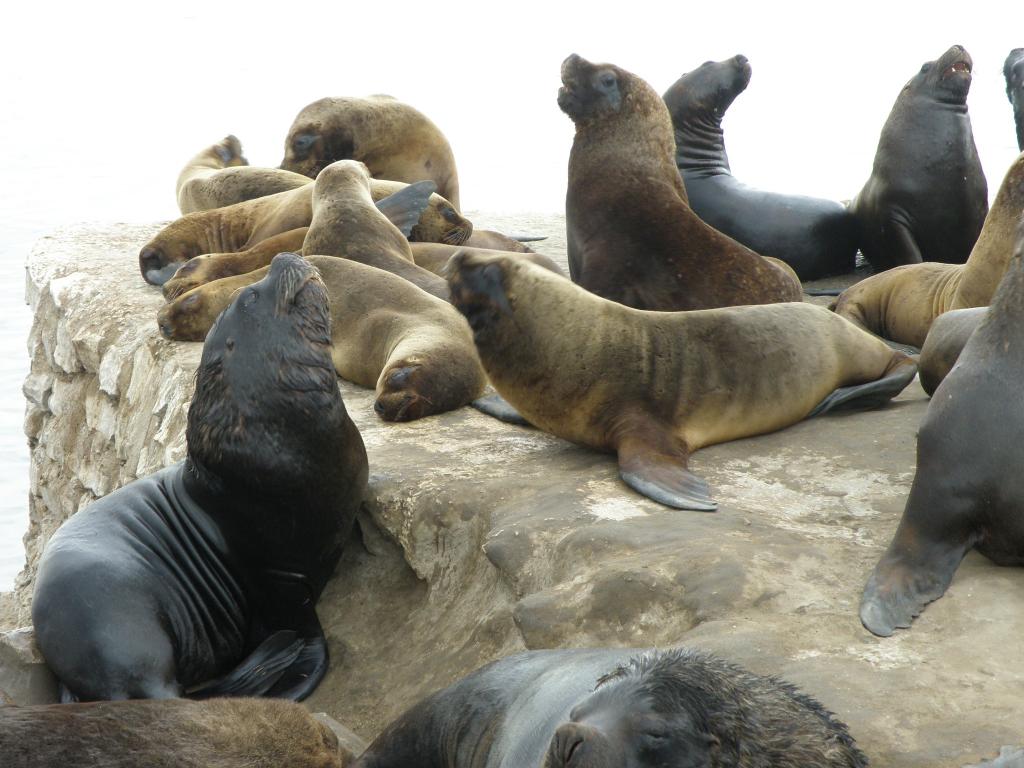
left=615, top=419, right=716, bottom=511
left=471, top=392, right=532, bottom=426
left=375, top=180, right=438, bottom=237
left=808, top=356, right=918, bottom=417
left=263, top=634, right=330, bottom=701
left=188, top=630, right=303, bottom=699
left=508, top=233, right=548, bottom=242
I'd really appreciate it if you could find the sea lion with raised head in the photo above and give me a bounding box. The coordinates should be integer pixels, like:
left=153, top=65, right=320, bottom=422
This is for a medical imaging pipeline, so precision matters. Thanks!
left=176, top=135, right=311, bottom=214
left=849, top=45, right=988, bottom=271
left=159, top=254, right=485, bottom=422
left=0, top=698, right=347, bottom=768
left=1006, top=48, right=1024, bottom=150
left=352, top=647, right=867, bottom=768
left=860, top=224, right=1024, bottom=636
left=33, top=253, right=368, bottom=700
left=140, top=171, right=471, bottom=286
left=560, top=54, right=802, bottom=310
left=663, top=55, right=857, bottom=280
left=832, top=150, right=1024, bottom=346
left=281, top=95, right=461, bottom=209
left=448, top=250, right=916, bottom=510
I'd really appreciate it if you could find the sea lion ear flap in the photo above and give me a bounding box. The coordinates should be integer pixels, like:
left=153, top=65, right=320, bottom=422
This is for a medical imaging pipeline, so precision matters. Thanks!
left=375, top=180, right=438, bottom=237
left=615, top=419, right=717, bottom=511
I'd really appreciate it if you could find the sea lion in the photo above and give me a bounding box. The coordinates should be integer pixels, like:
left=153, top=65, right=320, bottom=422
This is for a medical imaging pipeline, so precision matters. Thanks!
left=159, top=255, right=485, bottom=422
left=410, top=243, right=564, bottom=277
left=464, top=230, right=536, bottom=253
left=860, top=224, right=1024, bottom=637
left=33, top=253, right=368, bottom=700
left=559, top=54, right=801, bottom=311
left=352, top=647, right=867, bottom=768
left=140, top=171, right=471, bottom=286
left=1006, top=49, right=1024, bottom=150
left=849, top=45, right=988, bottom=271
left=280, top=95, right=461, bottom=209
left=176, top=135, right=311, bottom=214
left=447, top=250, right=916, bottom=510
left=832, top=150, right=1024, bottom=346
left=662, top=55, right=857, bottom=280
left=0, top=698, right=346, bottom=768
left=917, top=307, right=985, bottom=396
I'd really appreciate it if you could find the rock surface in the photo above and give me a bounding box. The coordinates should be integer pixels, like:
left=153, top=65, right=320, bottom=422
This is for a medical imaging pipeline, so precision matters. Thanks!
left=3, top=218, right=1023, bottom=766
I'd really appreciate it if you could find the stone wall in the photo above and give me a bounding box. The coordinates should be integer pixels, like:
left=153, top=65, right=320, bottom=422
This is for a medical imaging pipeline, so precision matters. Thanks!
left=5, top=221, right=1024, bottom=766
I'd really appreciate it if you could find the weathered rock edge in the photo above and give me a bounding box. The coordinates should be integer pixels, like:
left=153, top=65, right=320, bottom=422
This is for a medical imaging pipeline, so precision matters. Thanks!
left=5, top=220, right=1024, bottom=766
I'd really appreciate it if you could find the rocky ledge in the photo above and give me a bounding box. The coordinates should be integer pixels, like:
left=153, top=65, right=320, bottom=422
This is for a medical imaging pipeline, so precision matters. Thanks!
left=2, top=219, right=1023, bottom=767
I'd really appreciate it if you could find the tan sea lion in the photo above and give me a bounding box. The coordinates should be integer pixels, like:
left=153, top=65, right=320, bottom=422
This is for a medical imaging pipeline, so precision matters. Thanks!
left=140, top=169, right=471, bottom=285
left=559, top=54, right=802, bottom=310
left=176, top=135, right=310, bottom=214
left=832, top=151, right=1024, bottom=346
left=0, top=697, right=346, bottom=767
left=447, top=251, right=917, bottom=510
left=159, top=255, right=485, bottom=422
left=281, top=95, right=461, bottom=209
left=917, top=306, right=985, bottom=396
left=411, top=243, right=564, bottom=277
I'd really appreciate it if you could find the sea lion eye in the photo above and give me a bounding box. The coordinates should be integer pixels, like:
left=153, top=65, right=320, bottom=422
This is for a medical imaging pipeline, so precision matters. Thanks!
left=600, top=72, right=616, bottom=89
left=241, top=288, right=258, bottom=308
left=292, top=133, right=318, bottom=157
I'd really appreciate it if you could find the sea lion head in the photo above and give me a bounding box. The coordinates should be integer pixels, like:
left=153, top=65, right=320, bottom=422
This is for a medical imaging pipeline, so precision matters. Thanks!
left=904, top=45, right=973, bottom=107
left=186, top=253, right=338, bottom=482
left=423, top=198, right=473, bottom=246
left=1005, top=48, right=1024, bottom=102
left=542, top=651, right=720, bottom=768
left=662, top=55, right=751, bottom=125
left=558, top=54, right=647, bottom=125
left=373, top=359, right=434, bottom=422
left=446, top=249, right=520, bottom=350
left=314, top=159, right=373, bottom=198
left=280, top=98, right=353, bottom=179
left=140, top=239, right=201, bottom=287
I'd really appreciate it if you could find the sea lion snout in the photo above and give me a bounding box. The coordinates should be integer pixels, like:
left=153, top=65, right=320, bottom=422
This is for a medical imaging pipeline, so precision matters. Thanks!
left=544, top=722, right=621, bottom=768
left=139, top=247, right=182, bottom=286
left=267, top=252, right=321, bottom=315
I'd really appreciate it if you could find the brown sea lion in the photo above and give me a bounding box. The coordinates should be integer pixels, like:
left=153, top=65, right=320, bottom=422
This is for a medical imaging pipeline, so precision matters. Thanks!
left=860, top=223, right=1024, bottom=636
left=917, top=306, right=986, bottom=396
left=832, top=151, right=1024, bottom=346
left=410, top=243, right=564, bottom=277
left=0, top=697, right=347, bottom=767
left=464, top=230, right=536, bottom=253
left=140, top=170, right=471, bottom=285
left=281, top=95, right=461, bottom=209
left=849, top=45, right=988, bottom=271
left=159, top=255, right=485, bottom=422
left=447, top=250, right=916, bottom=510
left=559, top=53, right=802, bottom=310
left=176, top=135, right=310, bottom=214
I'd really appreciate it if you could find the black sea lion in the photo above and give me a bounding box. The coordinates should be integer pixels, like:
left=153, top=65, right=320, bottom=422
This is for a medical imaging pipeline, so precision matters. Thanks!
left=159, top=255, right=486, bottom=422
left=559, top=53, right=802, bottom=311
left=917, top=306, right=985, bottom=396
left=447, top=251, right=916, bottom=510
left=1005, top=48, right=1024, bottom=150
left=352, top=647, right=867, bottom=768
left=0, top=698, right=346, bottom=768
left=140, top=171, right=471, bottom=286
left=33, top=253, right=368, bottom=700
left=832, top=150, right=1024, bottom=346
left=860, top=224, right=1024, bottom=636
left=281, top=95, right=461, bottom=209
left=662, top=55, right=857, bottom=280
left=849, top=45, right=988, bottom=271
left=176, top=135, right=311, bottom=214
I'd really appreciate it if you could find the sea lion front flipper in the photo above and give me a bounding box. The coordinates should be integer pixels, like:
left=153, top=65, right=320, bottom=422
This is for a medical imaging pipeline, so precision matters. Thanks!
left=375, top=180, right=438, bottom=237
left=807, top=355, right=918, bottom=417
left=188, top=630, right=303, bottom=699
left=471, top=392, right=532, bottom=426
left=615, top=415, right=716, bottom=511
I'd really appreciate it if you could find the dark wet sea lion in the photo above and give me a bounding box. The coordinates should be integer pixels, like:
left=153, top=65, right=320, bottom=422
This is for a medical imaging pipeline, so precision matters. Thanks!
left=159, top=255, right=485, bottom=422
left=560, top=54, right=801, bottom=310
left=1006, top=48, right=1024, bottom=150
left=663, top=55, right=857, bottom=280
left=849, top=45, right=988, bottom=271
left=447, top=250, right=916, bottom=510
left=281, top=95, right=461, bottom=209
left=832, top=150, right=1024, bottom=346
left=917, top=306, right=985, bottom=396
left=33, top=253, right=368, bottom=700
left=860, top=224, right=1024, bottom=636
left=176, top=135, right=311, bottom=214
left=352, top=647, right=867, bottom=768
left=140, top=171, right=471, bottom=286
left=0, top=697, right=345, bottom=768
